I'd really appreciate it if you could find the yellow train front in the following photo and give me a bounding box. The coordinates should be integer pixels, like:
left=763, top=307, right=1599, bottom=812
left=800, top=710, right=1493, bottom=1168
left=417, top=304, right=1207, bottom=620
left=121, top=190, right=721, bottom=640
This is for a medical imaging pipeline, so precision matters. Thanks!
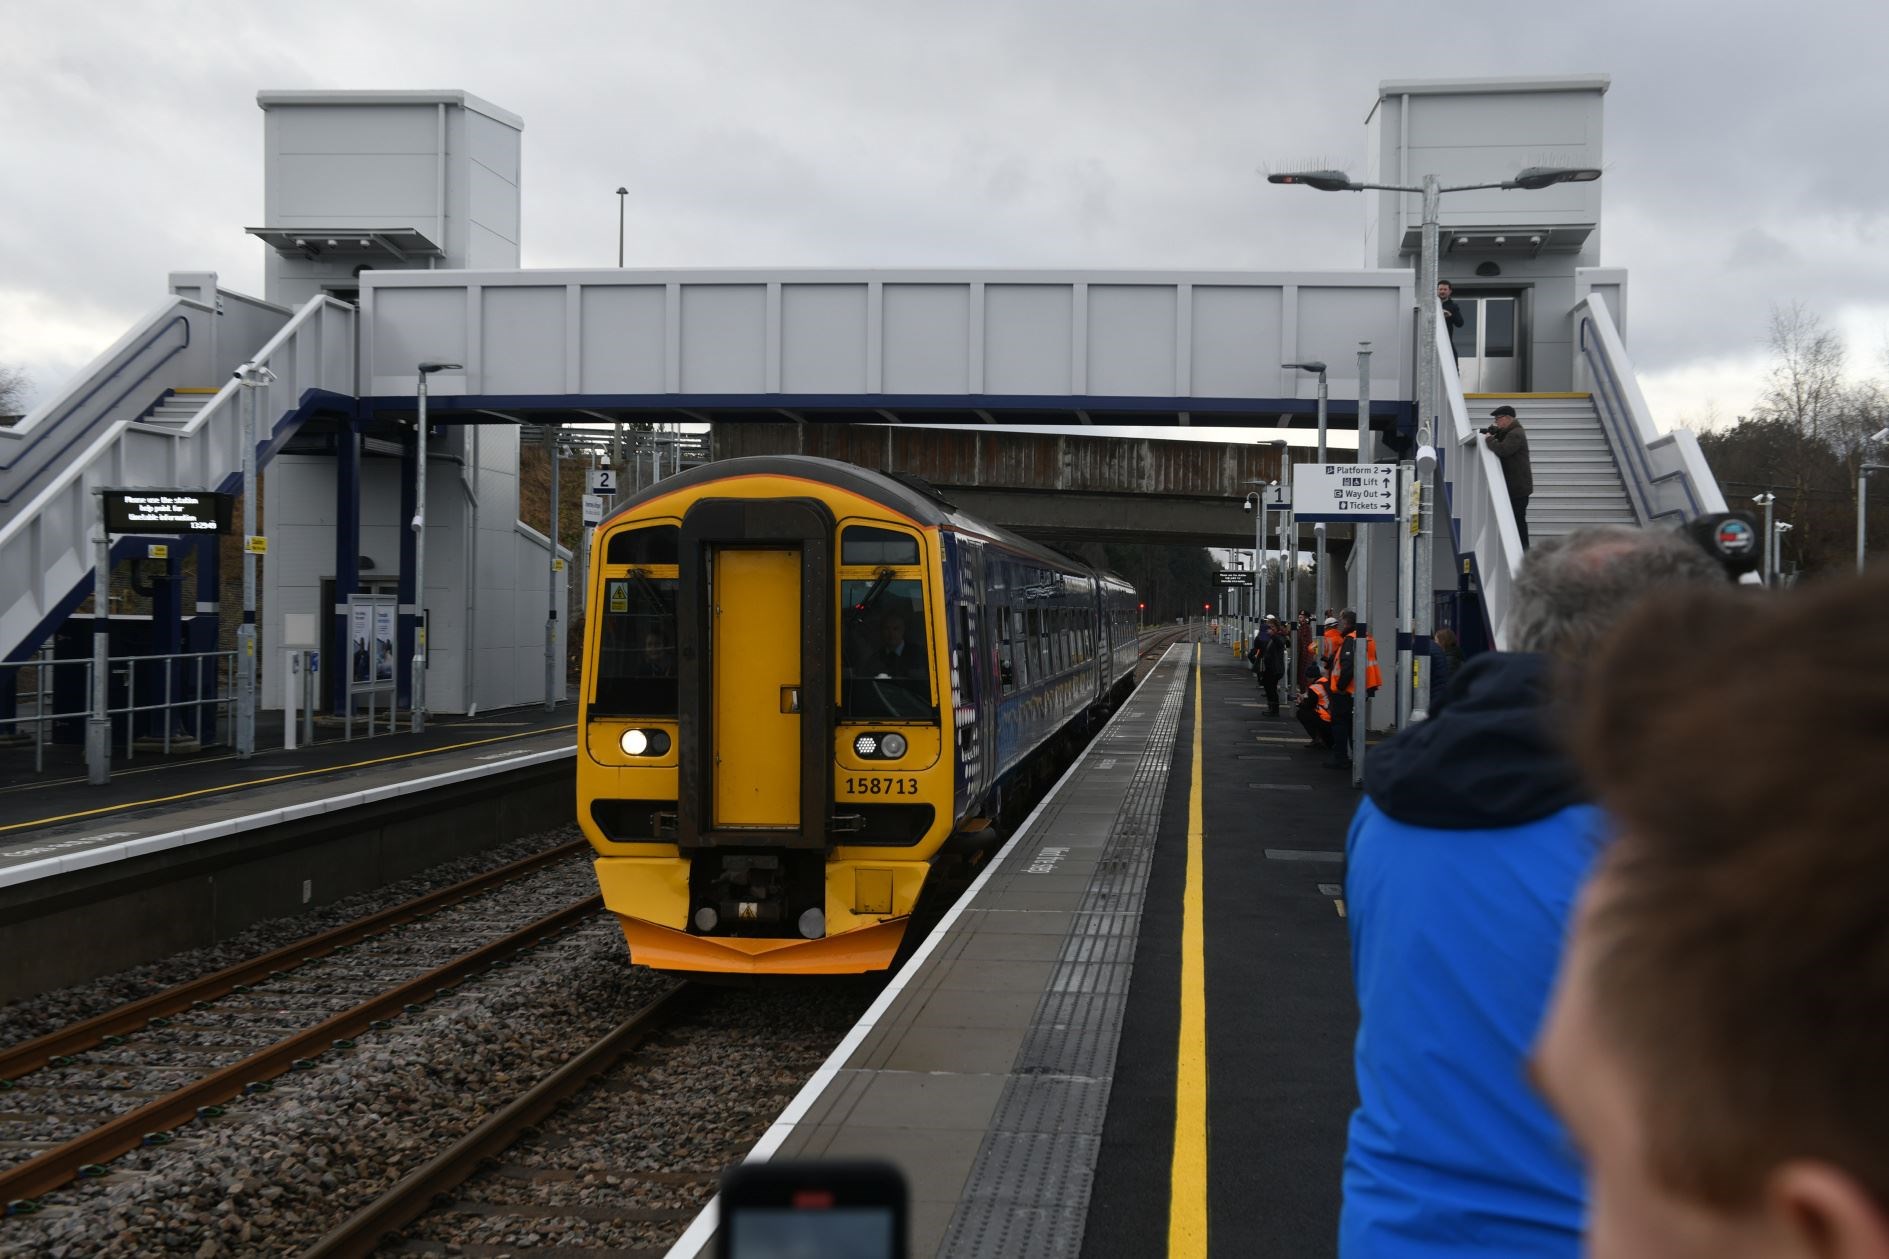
left=576, top=455, right=1137, bottom=975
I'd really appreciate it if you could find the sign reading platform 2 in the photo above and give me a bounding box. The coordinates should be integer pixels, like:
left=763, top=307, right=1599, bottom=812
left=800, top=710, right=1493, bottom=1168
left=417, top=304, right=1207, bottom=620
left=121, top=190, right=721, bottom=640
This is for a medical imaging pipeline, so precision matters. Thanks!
left=1291, top=465, right=1398, bottom=523
left=102, top=490, right=234, bottom=534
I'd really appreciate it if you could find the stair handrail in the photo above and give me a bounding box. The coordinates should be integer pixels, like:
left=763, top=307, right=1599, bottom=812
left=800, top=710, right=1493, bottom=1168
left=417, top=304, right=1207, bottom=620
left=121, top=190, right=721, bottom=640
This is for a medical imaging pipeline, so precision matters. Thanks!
left=1575, top=293, right=1703, bottom=525
left=0, top=297, right=209, bottom=506
left=0, top=293, right=353, bottom=558
left=1435, top=315, right=1525, bottom=648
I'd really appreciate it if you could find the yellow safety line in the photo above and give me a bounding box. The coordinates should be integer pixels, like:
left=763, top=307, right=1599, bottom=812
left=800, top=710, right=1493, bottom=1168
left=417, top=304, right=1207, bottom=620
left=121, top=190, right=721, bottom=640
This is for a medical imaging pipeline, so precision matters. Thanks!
left=0, top=726, right=576, bottom=835
left=1169, top=642, right=1209, bottom=1256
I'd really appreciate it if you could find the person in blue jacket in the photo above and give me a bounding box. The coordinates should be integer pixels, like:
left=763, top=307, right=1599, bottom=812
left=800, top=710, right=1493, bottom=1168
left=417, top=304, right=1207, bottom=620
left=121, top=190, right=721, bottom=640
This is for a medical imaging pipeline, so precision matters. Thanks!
left=1339, top=526, right=1725, bottom=1257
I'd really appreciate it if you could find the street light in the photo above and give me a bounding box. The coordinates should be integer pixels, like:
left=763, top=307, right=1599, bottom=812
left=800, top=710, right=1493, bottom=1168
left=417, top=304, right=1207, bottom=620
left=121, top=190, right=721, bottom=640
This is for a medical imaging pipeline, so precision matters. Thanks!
left=1270, top=163, right=1602, bottom=718
left=1774, top=520, right=1794, bottom=586
left=1284, top=362, right=1329, bottom=617
left=1243, top=490, right=1264, bottom=649
left=1752, top=492, right=1777, bottom=586
left=616, top=187, right=628, bottom=267
left=1860, top=427, right=1889, bottom=573
left=413, top=361, right=462, bottom=733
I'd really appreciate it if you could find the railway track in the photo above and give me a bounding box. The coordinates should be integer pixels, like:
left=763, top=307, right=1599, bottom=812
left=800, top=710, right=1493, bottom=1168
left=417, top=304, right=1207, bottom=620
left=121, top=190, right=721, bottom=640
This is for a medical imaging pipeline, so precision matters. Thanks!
left=0, top=843, right=599, bottom=1209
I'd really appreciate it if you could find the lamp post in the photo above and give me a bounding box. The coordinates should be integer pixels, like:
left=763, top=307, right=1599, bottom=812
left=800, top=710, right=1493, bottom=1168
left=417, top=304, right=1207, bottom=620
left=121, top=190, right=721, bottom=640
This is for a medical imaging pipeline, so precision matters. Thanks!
left=1860, top=427, right=1889, bottom=573
left=616, top=187, right=628, bottom=267
left=1752, top=492, right=1777, bottom=585
left=412, top=362, right=462, bottom=733
left=232, top=361, right=277, bottom=760
left=1774, top=520, right=1794, bottom=586
left=1244, top=490, right=1265, bottom=650
left=1267, top=440, right=1289, bottom=619
left=1284, top=361, right=1328, bottom=616
left=1270, top=164, right=1601, bottom=718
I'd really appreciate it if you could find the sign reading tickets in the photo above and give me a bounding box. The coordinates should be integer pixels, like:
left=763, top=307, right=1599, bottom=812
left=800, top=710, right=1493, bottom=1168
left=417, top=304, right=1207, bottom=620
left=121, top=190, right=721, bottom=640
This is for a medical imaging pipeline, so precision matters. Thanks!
left=1291, top=464, right=1399, bottom=523
left=102, top=490, right=234, bottom=535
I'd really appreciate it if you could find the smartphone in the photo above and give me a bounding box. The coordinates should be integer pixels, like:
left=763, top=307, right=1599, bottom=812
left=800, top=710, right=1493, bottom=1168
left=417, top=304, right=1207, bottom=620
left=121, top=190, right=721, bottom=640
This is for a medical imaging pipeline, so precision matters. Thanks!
left=718, top=1159, right=908, bottom=1259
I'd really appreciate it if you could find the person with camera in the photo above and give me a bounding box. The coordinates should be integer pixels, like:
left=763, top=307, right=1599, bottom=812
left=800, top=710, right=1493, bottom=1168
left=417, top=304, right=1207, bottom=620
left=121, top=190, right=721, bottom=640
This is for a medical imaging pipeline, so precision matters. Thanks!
left=1483, top=404, right=1534, bottom=549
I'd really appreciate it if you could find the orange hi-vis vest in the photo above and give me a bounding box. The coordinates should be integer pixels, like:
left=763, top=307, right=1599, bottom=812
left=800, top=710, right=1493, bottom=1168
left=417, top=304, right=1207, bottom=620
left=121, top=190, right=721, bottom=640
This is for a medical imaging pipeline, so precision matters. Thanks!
left=1334, top=632, right=1382, bottom=695
left=1306, top=676, right=1334, bottom=722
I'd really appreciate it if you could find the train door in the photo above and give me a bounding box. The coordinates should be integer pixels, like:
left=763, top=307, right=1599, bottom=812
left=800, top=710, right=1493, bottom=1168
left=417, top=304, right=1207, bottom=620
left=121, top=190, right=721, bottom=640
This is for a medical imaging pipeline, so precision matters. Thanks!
left=711, top=547, right=801, bottom=827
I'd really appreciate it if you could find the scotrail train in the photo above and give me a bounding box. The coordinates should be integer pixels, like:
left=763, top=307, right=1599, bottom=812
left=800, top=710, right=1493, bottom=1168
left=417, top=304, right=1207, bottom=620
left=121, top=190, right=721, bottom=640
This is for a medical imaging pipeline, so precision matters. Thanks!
left=575, top=455, right=1138, bottom=974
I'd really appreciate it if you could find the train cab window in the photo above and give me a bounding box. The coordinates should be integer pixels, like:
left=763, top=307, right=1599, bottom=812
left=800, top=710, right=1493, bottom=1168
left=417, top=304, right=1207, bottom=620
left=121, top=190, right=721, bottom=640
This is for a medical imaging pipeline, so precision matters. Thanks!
left=593, top=571, right=678, bottom=716
left=842, top=526, right=920, bottom=567
left=606, top=525, right=679, bottom=566
left=841, top=579, right=933, bottom=719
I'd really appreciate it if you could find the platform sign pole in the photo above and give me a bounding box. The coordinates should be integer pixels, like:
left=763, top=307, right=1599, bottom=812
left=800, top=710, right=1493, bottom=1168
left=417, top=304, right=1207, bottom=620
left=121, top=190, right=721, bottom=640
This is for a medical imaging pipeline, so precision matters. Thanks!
left=546, top=424, right=560, bottom=711
left=411, top=374, right=430, bottom=734
left=1314, top=370, right=1329, bottom=620
left=1396, top=462, right=1417, bottom=729
left=87, top=492, right=112, bottom=784
left=1354, top=342, right=1373, bottom=787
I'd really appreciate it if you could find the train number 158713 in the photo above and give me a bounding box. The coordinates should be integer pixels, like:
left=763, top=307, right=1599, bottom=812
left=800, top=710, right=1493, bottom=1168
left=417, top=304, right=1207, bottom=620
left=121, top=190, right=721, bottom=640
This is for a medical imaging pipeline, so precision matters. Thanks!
left=842, top=776, right=920, bottom=797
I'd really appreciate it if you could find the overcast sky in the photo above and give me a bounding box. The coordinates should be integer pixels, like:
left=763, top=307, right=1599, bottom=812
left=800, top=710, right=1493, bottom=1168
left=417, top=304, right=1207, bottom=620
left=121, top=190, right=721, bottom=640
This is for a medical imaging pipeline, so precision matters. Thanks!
left=4, top=0, right=1885, bottom=430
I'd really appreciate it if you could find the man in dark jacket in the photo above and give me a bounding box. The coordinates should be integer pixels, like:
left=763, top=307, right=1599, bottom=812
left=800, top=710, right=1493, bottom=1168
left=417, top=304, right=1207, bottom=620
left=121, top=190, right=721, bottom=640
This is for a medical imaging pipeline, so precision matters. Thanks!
left=1484, top=405, right=1533, bottom=549
left=1259, top=615, right=1287, bottom=716
left=1438, top=280, right=1465, bottom=366
left=1339, top=526, right=1726, bottom=1258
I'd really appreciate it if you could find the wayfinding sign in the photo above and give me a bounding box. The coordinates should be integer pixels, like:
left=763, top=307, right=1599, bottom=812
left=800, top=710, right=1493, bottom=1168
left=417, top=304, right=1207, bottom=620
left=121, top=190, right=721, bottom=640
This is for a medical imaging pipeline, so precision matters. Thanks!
left=1291, top=465, right=1398, bottom=523
left=1215, top=569, right=1255, bottom=587
left=587, top=467, right=618, bottom=494
left=102, top=490, right=233, bottom=534
left=581, top=492, right=605, bottom=525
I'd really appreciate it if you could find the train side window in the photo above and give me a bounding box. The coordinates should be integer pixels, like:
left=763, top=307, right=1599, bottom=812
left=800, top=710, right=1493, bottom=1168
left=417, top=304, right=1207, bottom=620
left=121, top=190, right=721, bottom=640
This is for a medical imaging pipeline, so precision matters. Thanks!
left=842, top=525, right=920, bottom=566
left=605, top=525, right=679, bottom=566
left=1011, top=608, right=1030, bottom=687
left=997, top=601, right=1017, bottom=693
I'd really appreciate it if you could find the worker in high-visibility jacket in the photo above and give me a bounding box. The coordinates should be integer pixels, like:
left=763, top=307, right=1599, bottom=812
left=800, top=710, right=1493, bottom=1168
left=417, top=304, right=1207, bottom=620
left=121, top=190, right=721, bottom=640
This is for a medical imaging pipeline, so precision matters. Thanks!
left=1298, top=671, right=1335, bottom=750
left=1328, top=610, right=1380, bottom=769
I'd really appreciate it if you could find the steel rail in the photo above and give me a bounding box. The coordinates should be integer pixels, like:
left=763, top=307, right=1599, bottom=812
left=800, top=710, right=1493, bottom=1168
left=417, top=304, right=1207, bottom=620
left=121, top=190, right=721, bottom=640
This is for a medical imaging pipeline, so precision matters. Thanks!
left=0, top=839, right=587, bottom=1082
left=0, top=894, right=602, bottom=1206
left=299, top=982, right=694, bottom=1259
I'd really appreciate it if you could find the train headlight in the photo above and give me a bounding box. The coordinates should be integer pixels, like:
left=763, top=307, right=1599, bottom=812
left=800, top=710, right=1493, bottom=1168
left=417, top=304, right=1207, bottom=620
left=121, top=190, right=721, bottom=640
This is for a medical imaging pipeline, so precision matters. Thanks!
left=853, top=734, right=879, bottom=757
left=619, top=728, right=671, bottom=757
left=879, top=732, right=908, bottom=759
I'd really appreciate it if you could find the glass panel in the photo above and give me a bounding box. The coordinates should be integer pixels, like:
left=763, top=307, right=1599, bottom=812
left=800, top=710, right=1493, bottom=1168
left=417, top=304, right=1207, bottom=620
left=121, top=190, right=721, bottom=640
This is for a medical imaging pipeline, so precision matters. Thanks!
left=592, top=575, right=678, bottom=715
left=841, top=525, right=919, bottom=567
left=841, top=578, right=933, bottom=719
left=606, top=524, right=680, bottom=566
left=1450, top=303, right=1476, bottom=358
left=1484, top=299, right=1517, bottom=357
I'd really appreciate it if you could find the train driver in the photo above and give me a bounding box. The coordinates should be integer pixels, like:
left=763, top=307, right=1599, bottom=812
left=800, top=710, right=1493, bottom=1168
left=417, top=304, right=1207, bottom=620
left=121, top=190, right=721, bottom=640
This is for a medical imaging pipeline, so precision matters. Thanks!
left=865, top=610, right=924, bottom=679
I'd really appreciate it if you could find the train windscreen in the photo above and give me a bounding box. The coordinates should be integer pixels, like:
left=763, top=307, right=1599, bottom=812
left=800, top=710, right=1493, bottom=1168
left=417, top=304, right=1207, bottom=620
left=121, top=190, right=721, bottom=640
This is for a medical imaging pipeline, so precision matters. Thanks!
left=593, top=573, right=679, bottom=716
left=841, top=578, right=933, bottom=719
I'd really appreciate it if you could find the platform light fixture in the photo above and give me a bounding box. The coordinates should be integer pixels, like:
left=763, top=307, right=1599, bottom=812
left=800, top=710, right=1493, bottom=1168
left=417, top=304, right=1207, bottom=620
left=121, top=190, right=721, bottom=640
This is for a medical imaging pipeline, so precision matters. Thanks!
left=411, top=361, right=462, bottom=734
left=1267, top=161, right=1603, bottom=719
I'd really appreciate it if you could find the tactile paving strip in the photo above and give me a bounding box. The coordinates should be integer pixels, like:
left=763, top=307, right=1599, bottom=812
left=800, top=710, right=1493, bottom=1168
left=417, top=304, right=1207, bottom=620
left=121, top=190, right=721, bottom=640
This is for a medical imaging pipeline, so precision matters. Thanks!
left=938, top=649, right=1191, bottom=1256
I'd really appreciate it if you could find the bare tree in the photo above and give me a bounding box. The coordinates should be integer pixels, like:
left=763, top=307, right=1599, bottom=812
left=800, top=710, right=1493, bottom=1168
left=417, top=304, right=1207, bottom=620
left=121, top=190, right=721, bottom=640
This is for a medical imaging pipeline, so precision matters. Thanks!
left=0, top=362, right=29, bottom=418
left=1756, top=303, right=1847, bottom=443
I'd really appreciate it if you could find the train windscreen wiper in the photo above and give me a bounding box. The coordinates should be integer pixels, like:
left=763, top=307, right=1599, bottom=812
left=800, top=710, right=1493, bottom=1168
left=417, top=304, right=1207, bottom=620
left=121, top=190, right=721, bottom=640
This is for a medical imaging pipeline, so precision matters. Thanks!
left=849, top=569, right=895, bottom=622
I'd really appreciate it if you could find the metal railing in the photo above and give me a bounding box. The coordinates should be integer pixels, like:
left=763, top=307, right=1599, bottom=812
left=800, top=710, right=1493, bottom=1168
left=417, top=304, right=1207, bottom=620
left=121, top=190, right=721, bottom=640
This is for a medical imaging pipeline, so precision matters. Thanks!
left=1, top=649, right=235, bottom=773
left=1434, top=318, right=1526, bottom=648
left=1575, top=293, right=1708, bottom=525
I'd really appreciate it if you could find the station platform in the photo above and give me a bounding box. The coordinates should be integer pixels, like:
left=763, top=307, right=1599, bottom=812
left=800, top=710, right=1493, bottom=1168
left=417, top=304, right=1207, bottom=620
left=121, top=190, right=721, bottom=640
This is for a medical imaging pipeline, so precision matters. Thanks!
left=668, top=640, right=1362, bottom=1258
left=0, top=704, right=578, bottom=1001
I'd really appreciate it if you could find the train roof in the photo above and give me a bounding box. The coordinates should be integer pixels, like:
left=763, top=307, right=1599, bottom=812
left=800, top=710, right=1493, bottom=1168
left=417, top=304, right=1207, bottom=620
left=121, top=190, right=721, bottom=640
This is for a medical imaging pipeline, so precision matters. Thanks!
left=609, top=454, right=1113, bottom=580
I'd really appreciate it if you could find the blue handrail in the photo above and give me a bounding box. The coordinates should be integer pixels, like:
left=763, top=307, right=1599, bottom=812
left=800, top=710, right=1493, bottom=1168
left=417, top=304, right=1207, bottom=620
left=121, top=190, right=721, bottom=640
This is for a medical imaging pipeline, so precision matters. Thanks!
left=0, top=313, right=192, bottom=506
left=1578, top=316, right=1699, bottom=523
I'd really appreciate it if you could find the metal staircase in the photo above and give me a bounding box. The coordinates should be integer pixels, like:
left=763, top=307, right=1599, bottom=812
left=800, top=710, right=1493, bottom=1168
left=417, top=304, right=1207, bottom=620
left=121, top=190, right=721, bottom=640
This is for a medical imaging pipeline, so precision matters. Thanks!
left=1434, top=294, right=1728, bottom=648
left=0, top=289, right=357, bottom=665
left=1464, top=394, right=1637, bottom=540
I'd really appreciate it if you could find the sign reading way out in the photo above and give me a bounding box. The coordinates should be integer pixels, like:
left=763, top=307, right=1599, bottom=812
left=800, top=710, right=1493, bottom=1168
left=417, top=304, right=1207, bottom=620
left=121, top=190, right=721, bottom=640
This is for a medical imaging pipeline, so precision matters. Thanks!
left=1291, top=464, right=1399, bottom=523
left=102, top=490, right=234, bottom=535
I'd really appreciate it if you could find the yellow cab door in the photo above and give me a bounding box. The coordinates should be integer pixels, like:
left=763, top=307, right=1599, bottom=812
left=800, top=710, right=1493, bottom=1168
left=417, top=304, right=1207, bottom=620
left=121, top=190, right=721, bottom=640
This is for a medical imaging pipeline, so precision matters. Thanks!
left=712, top=547, right=801, bottom=827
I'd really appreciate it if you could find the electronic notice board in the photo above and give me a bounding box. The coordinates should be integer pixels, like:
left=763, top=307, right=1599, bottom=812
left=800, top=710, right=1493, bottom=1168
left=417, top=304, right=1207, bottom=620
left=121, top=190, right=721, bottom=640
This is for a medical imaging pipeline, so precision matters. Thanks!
left=102, top=490, right=235, bottom=535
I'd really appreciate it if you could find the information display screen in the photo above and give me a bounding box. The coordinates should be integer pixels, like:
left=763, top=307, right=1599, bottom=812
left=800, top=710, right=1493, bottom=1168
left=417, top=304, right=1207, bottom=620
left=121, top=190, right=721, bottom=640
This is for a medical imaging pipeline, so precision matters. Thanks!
left=102, top=490, right=234, bottom=535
